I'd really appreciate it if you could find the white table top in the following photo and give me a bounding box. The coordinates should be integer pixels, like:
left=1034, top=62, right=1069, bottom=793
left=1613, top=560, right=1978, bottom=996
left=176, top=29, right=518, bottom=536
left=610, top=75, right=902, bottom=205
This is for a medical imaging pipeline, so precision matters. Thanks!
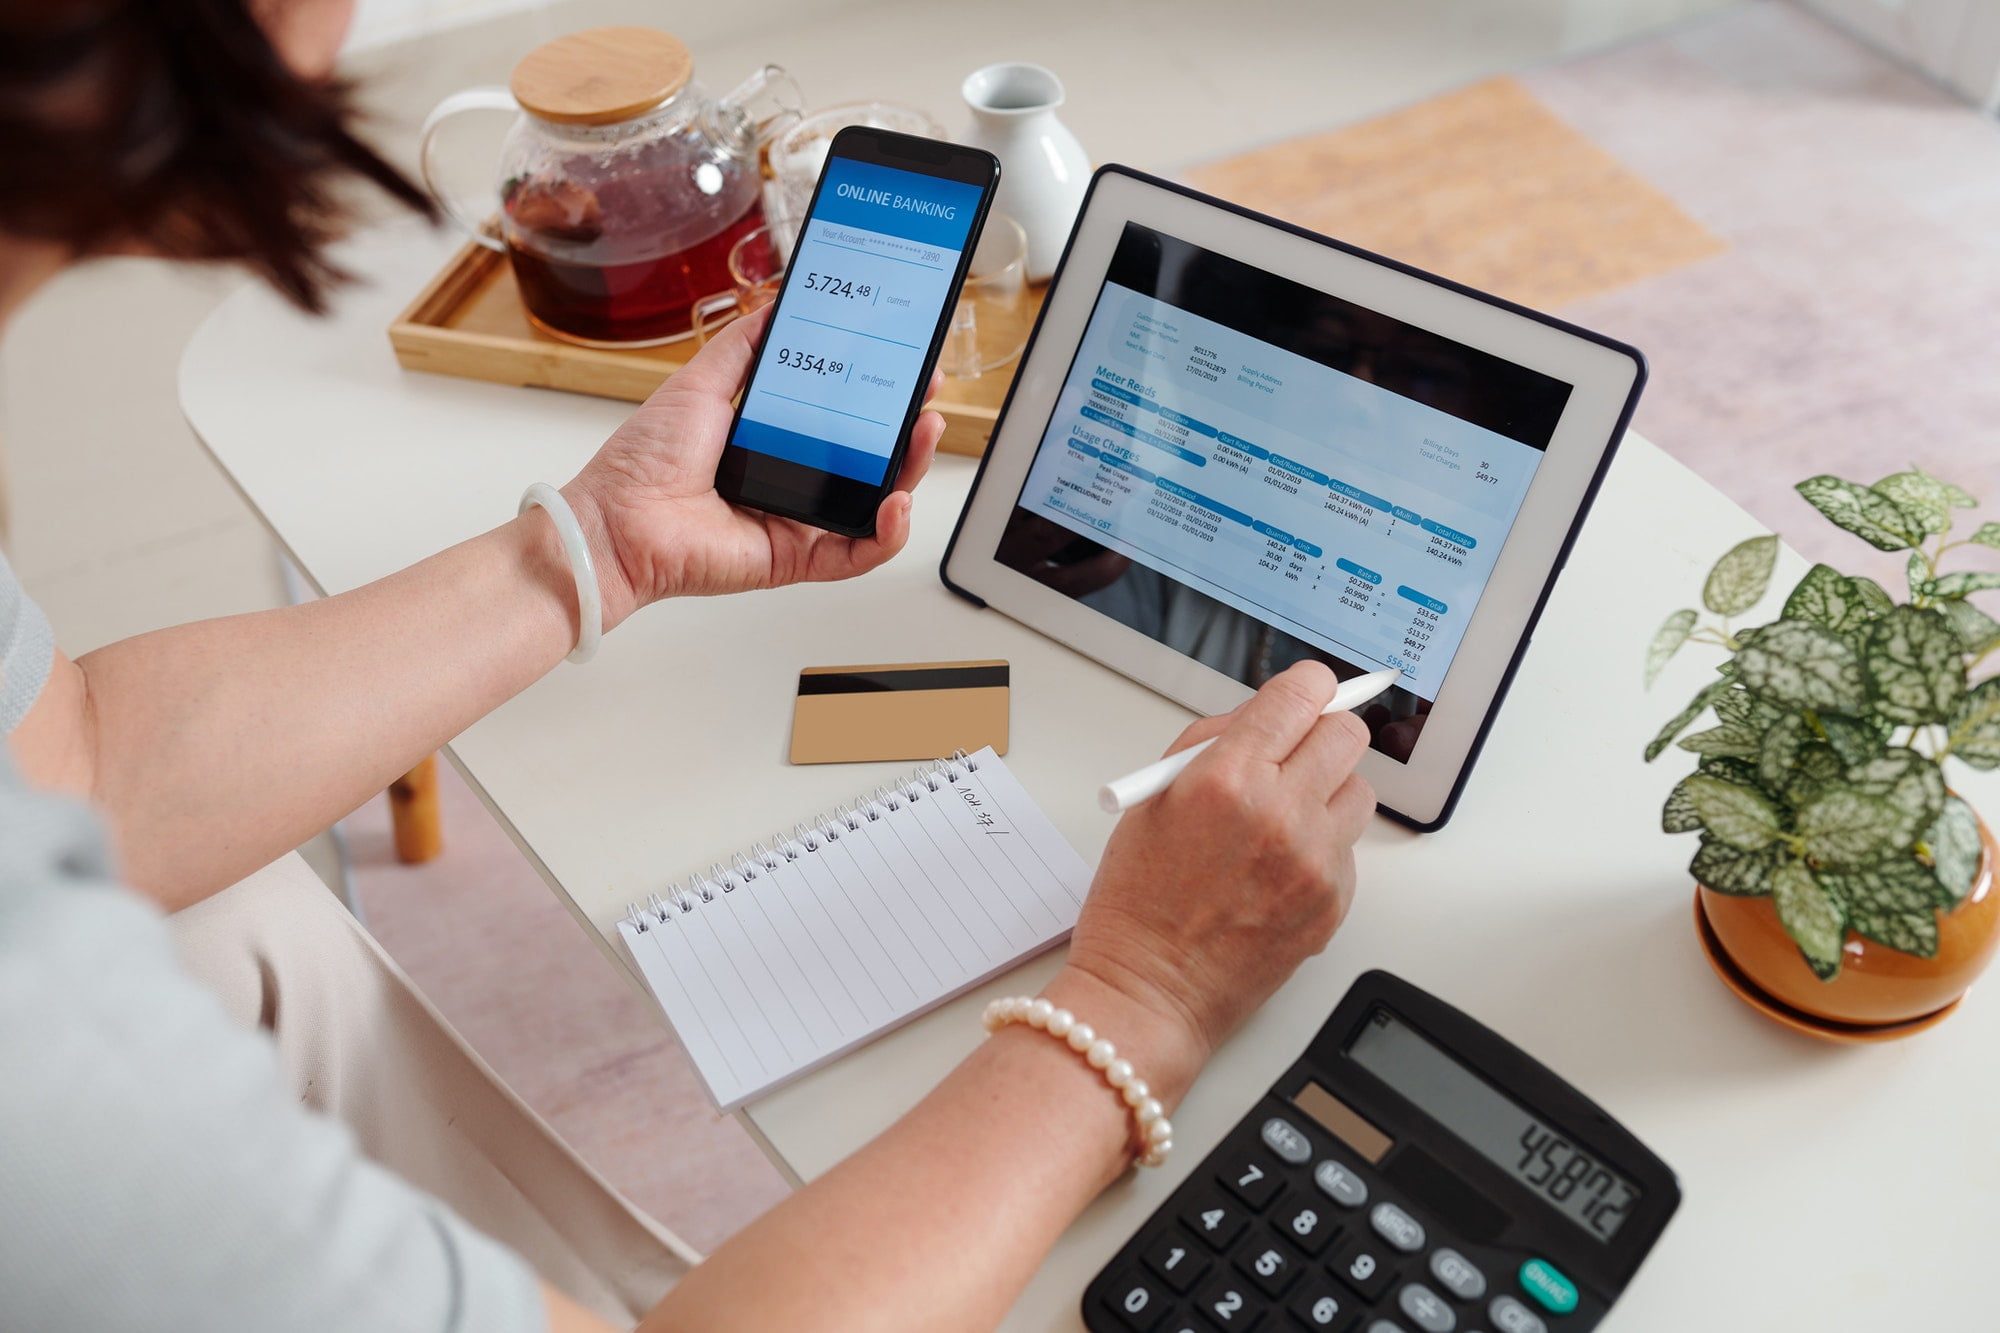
left=183, top=219, right=1995, bottom=1330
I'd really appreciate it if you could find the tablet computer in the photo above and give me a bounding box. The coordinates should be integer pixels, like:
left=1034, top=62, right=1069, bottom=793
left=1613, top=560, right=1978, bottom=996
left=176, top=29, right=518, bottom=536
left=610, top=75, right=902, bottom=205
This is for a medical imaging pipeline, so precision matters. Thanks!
left=941, top=167, right=1644, bottom=830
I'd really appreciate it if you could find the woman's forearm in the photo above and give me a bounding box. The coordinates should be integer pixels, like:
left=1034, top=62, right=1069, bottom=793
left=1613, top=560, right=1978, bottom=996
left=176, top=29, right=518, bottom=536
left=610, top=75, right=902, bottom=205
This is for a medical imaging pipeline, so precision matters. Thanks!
left=641, top=967, right=1206, bottom=1333
left=7, top=309, right=941, bottom=913
left=42, top=509, right=582, bottom=909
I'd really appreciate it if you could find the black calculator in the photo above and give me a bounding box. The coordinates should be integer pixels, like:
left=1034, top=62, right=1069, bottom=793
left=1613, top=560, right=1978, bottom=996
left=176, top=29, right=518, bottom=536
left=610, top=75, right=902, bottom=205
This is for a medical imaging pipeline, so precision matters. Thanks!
left=1083, top=971, right=1679, bottom=1333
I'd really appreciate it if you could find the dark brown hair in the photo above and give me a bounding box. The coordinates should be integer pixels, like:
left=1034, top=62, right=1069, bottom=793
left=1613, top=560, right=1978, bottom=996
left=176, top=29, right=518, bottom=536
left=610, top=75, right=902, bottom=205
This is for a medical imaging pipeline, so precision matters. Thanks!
left=0, top=0, right=435, bottom=312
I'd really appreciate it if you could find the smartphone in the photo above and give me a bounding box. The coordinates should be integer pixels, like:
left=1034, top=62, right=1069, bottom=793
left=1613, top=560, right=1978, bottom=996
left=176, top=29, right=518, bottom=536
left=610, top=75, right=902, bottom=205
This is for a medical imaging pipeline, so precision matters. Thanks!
left=714, top=127, right=1000, bottom=536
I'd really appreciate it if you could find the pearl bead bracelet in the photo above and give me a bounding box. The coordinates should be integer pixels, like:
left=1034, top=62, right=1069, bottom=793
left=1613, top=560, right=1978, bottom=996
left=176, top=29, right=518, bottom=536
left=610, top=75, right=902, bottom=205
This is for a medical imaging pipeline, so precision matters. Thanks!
left=982, top=994, right=1174, bottom=1168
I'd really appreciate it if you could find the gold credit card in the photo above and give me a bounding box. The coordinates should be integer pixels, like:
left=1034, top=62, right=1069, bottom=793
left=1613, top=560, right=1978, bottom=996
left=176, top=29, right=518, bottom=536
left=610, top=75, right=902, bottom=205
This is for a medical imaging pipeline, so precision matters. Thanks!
left=789, top=660, right=1010, bottom=764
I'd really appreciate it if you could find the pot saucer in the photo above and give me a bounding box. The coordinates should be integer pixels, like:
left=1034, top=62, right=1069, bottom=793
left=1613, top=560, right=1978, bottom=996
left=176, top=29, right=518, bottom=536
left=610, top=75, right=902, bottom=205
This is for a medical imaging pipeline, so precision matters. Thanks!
left=1693, top=896, right=1960, bottom=1043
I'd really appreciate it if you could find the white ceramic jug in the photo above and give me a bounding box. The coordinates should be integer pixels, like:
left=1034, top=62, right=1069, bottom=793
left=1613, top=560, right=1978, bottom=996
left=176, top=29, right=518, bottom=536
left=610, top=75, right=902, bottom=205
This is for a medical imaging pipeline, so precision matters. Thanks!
left=957, top=62, right=1090, bottom=281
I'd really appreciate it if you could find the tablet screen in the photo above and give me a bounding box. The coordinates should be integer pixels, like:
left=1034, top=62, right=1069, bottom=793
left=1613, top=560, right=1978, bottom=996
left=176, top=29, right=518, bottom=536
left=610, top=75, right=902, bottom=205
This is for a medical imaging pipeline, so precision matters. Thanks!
left=998, top=223, right=1572, bottom=762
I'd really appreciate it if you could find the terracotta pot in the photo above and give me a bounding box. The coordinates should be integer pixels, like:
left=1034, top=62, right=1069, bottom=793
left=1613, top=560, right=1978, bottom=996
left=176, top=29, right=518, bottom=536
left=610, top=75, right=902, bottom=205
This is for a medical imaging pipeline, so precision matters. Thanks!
left=1697, top=810, right=1999, bottom=1036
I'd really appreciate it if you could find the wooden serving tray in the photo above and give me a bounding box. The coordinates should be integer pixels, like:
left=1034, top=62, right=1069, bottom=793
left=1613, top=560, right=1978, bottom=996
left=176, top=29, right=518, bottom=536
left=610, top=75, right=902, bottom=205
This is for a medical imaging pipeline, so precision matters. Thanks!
left=388, top=239, right=1042, bottom=458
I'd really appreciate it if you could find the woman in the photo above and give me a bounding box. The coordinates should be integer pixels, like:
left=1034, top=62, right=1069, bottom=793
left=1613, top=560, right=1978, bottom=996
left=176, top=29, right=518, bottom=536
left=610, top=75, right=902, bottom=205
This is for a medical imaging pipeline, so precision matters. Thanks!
left=0, top=2, right=1376, bottom=1330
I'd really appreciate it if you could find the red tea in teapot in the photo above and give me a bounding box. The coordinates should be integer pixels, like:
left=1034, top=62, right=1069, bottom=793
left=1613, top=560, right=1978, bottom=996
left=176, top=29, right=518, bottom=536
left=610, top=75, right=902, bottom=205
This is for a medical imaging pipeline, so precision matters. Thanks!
left=418, top=28, right=801, bottom=347
left=502, top=142, right=766, bottom=345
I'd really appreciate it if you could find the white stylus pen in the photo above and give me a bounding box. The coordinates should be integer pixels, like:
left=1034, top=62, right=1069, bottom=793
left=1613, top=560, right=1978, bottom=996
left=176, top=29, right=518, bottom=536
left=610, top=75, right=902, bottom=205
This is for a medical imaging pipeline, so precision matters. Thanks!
left=1096, top=668, right=1403, bottom=814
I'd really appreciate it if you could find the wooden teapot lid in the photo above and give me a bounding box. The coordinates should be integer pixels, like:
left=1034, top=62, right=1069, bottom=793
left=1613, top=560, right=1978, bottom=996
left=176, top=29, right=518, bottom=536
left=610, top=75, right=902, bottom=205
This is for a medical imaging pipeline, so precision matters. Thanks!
left=510, top=27, right=693, bottom=126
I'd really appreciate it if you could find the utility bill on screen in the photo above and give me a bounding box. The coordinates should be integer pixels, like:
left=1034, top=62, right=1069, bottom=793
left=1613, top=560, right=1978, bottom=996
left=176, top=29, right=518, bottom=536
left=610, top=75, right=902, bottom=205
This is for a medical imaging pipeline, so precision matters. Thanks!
left=1015, top=267, right=1550, bottom=703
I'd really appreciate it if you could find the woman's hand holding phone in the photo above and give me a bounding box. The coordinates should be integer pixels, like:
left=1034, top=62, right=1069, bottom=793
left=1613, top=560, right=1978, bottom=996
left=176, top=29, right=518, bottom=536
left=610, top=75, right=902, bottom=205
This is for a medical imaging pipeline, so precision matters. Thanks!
left=557, top=304, right=945, bottom=631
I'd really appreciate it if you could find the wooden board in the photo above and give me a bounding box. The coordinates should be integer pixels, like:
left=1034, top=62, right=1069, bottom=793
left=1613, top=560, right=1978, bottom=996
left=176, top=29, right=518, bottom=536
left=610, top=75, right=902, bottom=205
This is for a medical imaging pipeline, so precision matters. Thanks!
left=388, top=239, right=1042, bottom=458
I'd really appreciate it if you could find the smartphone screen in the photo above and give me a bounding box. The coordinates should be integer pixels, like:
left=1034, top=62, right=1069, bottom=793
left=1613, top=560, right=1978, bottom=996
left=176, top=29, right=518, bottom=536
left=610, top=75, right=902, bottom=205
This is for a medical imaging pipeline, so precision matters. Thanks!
left=715, top=128, right=999, bottom=536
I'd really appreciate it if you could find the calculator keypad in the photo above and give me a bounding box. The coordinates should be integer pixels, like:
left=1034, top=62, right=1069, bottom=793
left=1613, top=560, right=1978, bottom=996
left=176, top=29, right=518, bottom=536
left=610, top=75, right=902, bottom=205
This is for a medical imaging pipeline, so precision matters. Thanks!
left=1489, top=1294, right=1548, bottom=1333
left=1232, top=1236, right=1301, bottom=1298
left=1396, top=1282, right=1455, bottom=1333
left=1328, top=1233, right=1398, bottom=1303
left=1313, top=1158, right=1369, bottom=1209
left=1426, top=1249, right=1486, bottom=1302
left=1219, top=1153, right=1286, bottom=1211
left=1271, top=1189, right=1338, bottom=1256
left=1182, top=1193, right=1250, bottom=1252
left=1144, top=1232, right=1210, bottom=1293
left=1368, top=1202, right=1426, bottom=1254
left=1288, top=1275, right=1360, bottom=1331
left=1193, top=1272, right=1264, bottom=1327
left=1085, top=1094, right=1614, bottom=1333
left=1260, top=1116, right=1313, bottom=1164
left=1101, top=1271, right=1168, bottom=1330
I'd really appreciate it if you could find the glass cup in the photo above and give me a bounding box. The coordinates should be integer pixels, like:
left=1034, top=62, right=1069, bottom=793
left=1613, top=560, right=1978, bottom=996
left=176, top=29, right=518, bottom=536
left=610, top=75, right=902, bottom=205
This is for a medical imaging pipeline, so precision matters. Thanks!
left=767, top=101, right=949, bottom=255
left=939, top=214, right=1030, bottom=379
left=691, top=226, right=782, bottom=345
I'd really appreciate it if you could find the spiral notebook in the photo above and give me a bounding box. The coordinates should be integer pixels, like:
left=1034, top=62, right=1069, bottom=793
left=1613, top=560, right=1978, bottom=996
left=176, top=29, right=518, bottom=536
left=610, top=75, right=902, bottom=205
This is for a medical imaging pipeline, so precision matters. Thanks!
left=618, top=747, right=1092, bottom=1110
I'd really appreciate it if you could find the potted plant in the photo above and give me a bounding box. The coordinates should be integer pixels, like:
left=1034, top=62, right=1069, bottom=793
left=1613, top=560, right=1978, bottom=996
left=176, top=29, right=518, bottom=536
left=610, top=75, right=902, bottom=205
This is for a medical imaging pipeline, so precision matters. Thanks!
left=1645, top=467, right=2000, bottom=1037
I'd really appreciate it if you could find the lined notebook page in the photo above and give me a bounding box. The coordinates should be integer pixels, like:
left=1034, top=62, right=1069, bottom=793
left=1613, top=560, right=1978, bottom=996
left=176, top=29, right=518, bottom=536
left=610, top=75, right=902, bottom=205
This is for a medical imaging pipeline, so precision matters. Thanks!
left=617, top=748, right=1091, bottom=1110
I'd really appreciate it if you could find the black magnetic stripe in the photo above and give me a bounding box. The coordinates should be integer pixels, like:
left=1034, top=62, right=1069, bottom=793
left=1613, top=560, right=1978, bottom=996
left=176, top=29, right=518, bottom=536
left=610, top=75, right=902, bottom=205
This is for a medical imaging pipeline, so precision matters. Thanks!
left=797, top=665, right=1010, bottom=695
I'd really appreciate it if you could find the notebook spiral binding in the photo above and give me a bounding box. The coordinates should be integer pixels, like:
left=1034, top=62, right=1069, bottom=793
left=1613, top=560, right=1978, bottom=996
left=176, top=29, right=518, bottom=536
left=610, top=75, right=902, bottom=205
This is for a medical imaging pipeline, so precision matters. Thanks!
left=622, top=749, right=981, bottom=934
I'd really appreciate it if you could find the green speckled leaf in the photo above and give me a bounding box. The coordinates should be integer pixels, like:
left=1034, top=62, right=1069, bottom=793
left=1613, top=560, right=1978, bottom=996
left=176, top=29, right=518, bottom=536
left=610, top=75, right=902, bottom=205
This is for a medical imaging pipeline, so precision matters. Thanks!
left=1847, top=905, right=1938, bottom=957
left=1928, top=570, right=2000, bottom=599
left=1850, top=576, right=1896, bottom=619
left=1845, top=747, right=1947, bottom=851
left=1872, top=471, right=1952, bottom=536
left=1906, top=552, right=1933, bottom=599
left=1771, top=859, right=1846, bottom=979
left=1823, top=856, right=1940, bottom=956
left=1784, top=564, right=1867, bottom=633
left=1939, top=598, right=2000, bottom=656
left=1785, top=743, right=1845, bottom=806
left=1818, top=713, right=1886, bottom=767
left=1662, top=778, right=1704, bottom=834
left=1697, top=753, right=1766, bottom=789
left=1735, top=619, right=1867, bottom=714
left=1685, top=774, right=1782, bottom=850
left=1947, top=678, right=2000, bottom=770
left=1756, top=712, right=1806, bottom=790
left=1796, top=785, right=1904, bottom=867
left=1712, top=687, right=1780, bottom=729
left=1645, top=608, right=1698, bottom=687
left=1690, top=837, right=1779, bottom=896
left=1970, top=521, right=2000, bottom=550
left=1645, top=677, right=1735, bottom=762
left=1924, top=796, right=1983, bottom=906
left=1703, top=535, right=1779, bottom=617
left=1679, top=723, right=1765, bottom=759
left=1820, top=855, right=1936, bottom=914
left=1711, top=688, right=1752, bottom=725
left=1863, top=606, right=1967, bottom=725
left=1796, top=475, right=1922, bottom=551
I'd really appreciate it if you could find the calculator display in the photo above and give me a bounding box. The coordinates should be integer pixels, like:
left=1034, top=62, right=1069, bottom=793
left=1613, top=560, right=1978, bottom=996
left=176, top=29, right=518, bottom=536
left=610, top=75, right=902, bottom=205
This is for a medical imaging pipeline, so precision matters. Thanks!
left=1347, top=1008, right=1638, bottom=1242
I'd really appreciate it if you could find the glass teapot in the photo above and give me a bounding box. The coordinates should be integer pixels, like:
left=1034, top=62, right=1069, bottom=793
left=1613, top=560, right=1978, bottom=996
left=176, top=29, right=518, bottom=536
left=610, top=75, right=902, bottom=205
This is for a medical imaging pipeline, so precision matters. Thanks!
left=419, top=28, right=801, bottom=347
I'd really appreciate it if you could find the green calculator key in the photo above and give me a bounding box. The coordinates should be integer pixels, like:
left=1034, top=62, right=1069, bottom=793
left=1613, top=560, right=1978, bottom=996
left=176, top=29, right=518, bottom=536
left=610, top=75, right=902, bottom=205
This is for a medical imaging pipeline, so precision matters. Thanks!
left=1520, top=1258, right=1579, bottom=1314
